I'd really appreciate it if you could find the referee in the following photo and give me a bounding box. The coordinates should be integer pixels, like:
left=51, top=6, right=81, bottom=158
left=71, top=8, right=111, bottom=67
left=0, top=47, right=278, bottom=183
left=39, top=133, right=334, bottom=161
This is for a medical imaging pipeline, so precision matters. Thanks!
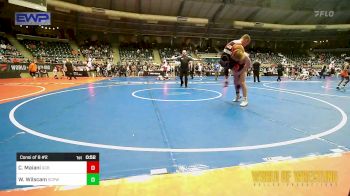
left=169, top=50, right=199, bottom=88
left=277, top=63, right=284, bottom=82
left=252, top=61, right=261, bottom=82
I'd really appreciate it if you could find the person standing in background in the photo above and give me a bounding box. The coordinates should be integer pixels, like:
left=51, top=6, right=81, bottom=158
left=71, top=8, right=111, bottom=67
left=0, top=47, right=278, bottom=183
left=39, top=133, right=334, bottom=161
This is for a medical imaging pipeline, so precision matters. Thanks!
left=28, top=59, right=37, bottom=78
left=65, top=59, right=76, bottom=80
left=198, top=62, right=203, bottom=78
left=162, top=59, right=168, bottom=77
left=96, top=65, right=101, bottom=77
left=120, top=65, right=127, bottom=77
left=319, top=65, right=327, bottom=79
left=329, top=60, right=336, bottom=76
left=107, top=61, right=112, bottom=77
left=286, top=66, right=290, bottom=77
left=189, top=61, right=195, bottom=79
left=126, top=64, right=130, bottom=77
left=214, top=62, right=220, bottom=81
left=60, top=64, right=66, bottom=79
left=277, top=63, right=284, bottom=82
left=252, top=61, right=261, bottom=82
left=53, top=66, right=58, bottom=79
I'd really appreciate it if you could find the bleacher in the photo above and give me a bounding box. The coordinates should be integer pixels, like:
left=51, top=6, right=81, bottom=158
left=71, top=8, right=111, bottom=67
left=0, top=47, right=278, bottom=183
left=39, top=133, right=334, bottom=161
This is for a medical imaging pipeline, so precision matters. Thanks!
left=196, top=53, right=220, bottom=65
left=119, top=48, right=153, bottom=62
left=20, top=39, right=77, bottom=63
left=0, top=35, right=25, bottom=63
left=250, top=53, right=286, bottom=65
left=159, top=48, right=180, bottom=59
left=79, top=40, right=113, bottom=60
left=312, top=51, right=349, bottom=65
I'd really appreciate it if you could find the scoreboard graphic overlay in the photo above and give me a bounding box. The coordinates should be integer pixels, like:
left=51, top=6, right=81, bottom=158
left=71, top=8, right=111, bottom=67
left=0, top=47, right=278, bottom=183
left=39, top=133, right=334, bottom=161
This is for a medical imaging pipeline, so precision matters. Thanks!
left=16, top=153, right=99, bottom=186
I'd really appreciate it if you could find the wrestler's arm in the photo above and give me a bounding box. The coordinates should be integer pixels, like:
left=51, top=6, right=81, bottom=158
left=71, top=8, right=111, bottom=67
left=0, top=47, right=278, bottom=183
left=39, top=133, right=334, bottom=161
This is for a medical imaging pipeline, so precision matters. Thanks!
left=235, top=55, right=252, bottom=76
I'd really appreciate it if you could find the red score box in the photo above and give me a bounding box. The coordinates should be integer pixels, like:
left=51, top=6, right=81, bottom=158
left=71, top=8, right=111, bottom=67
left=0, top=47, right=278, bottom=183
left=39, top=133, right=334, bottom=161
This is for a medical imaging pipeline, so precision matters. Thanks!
left=87, top=161, right=99, bottom=173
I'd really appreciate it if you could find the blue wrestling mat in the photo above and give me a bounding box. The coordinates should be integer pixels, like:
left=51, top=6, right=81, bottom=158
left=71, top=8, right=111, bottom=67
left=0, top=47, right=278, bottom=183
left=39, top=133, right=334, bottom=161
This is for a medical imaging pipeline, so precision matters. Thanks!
left=1, top=76, right=349, bottom=189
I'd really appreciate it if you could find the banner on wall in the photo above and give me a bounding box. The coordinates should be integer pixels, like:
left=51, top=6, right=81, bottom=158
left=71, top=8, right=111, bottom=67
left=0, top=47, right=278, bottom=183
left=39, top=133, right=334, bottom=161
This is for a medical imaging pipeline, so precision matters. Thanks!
left=15, top=12, right=51, bottom=26
left=4, top=63, right=59, bottom=72
left=7, top=63, right=28, bottom=71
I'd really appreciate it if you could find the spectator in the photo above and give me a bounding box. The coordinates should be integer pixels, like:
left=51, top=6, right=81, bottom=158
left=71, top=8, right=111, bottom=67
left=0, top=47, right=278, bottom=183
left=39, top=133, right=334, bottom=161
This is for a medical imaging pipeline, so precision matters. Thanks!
left=28, top=59, right=38, bottom=78
left=53, top=66, right=58, bottom=79
left=319, top=65, right=327, bottom=79
left=65, top=59, right=76, bottom=80
left=214, top=62, right=220, bottom=81
left=106, top=61, right=112, bottom=77
left=277, top=63, right=284, bottom=82
left=39, top=69, right=49, bottom=78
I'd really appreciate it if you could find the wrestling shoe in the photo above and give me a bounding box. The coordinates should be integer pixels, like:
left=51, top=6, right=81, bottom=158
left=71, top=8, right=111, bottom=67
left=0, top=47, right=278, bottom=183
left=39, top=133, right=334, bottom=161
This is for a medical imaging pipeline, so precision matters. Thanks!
left=232, top=96, right=241, bottom=102
left=240, top=99, right=248, bottom=107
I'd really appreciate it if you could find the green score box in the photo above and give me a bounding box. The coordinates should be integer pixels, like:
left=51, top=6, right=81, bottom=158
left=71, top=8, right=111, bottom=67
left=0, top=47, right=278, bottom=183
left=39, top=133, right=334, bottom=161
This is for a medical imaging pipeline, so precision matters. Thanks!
left=87, top=174, right=100, bottom=185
